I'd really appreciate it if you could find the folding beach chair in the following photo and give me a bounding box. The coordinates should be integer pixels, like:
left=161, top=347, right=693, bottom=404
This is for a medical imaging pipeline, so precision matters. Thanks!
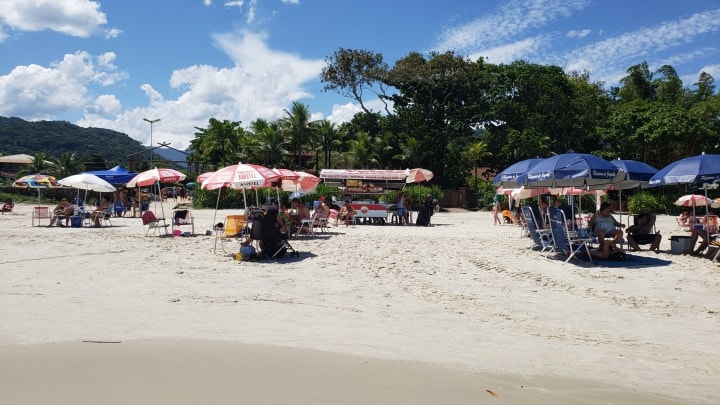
left=548, top=208, right=593, bottom=263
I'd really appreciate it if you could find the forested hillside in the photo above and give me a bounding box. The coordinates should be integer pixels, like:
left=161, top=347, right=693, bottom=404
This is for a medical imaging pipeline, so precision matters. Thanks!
left=0, top=116, right=145, bottom=166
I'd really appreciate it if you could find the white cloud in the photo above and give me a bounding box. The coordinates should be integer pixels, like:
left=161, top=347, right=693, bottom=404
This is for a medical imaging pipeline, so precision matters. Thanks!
left=567, top=29, right=591, bottom=38
left=469, top=36, right=547, bottom=64
left=433, top=0, right=590, bottom=54
left=0, top=51, right=126, bottom=120
left=75, top=30, right=326, bottom=149
left=0, top=0, right=108, bottom=37
left=562, top=9, right=720, bottom=85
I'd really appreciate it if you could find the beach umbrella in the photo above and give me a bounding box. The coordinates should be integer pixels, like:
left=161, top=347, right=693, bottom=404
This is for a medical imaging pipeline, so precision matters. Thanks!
left=197, top=171, right=214, bottom=184
left=493, top=158, right=544, bottom=187
left=406, top=168, right=434, bottom=183
left=675, top=194, right=715, bottom=207
left=609, top=159, right=659, bottom=225
left=126, top=167, right=186, bottom=188
left=126, top=168, right=187, bottom=220
left=281, top=171, right=320, bottom=193
left=649, top=153, right=720, bottom=240
left=12, top=174, right=61, bottom=204
left=59, top=173, right=116, bottom=193
left=519, top=153, right=622, bottom=189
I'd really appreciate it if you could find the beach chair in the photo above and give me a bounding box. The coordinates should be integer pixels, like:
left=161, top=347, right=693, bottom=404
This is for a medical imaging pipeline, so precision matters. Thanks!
left=32, top=206, right=52, bottom=226
left=548, top=208, right=593, bottom=263
left=521, top=205, right=553, bottom=257
left=142, top=210, right=168, bottom=236
left=296, top=212, right=317, bottom=237
left=215, top=215, right=248, bottom=254
left=172, top=209, right=195, bottom=235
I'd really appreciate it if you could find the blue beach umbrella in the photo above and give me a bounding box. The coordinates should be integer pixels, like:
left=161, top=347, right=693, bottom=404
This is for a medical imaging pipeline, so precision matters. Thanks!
left=519, top=153, right=622, bottom=189
left=493, top=158, right=544, bottom=187
left=648, top=153, right=720, bottom=237
left=610, top=158, right=659, bottom=223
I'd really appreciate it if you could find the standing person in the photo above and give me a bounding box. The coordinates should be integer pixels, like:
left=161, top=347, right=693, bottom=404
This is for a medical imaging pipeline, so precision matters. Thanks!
left=492, top=195, right=501, bottom=225
left=416, top=194, right=435, bottom=226
left=396, top=191, right=407, bottom=225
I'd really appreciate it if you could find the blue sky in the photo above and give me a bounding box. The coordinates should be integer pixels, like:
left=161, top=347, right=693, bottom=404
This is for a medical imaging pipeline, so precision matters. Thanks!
left=1, top=0, right=719, bottom=151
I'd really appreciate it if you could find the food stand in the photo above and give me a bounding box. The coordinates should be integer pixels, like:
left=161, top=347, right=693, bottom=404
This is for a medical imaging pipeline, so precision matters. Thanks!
left=319, top=169, right=408, bottom=224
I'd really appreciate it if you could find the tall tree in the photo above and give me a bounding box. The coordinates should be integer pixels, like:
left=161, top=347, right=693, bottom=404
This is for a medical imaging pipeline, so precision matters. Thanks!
left=279, top=101, right=317, bottom=169
left=189, top=118, right=243, bottom=170
left=321, top=48, right=391, bottom=114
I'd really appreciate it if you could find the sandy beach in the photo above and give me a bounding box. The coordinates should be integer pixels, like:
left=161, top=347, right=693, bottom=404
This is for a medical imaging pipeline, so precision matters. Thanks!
left=1, top=202, right=718, bottom=404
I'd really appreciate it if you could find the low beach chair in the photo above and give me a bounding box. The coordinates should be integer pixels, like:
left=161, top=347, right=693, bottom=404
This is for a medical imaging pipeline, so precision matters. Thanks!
left=142, top=210, right=168, bottom=236
left=521, top=205, right=553, bottom=257
left=548, top=208, right=593, bottom=263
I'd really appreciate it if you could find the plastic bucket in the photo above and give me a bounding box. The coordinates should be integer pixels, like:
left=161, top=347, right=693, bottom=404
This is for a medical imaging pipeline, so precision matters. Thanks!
left=70, top=216, right=82, bottom=227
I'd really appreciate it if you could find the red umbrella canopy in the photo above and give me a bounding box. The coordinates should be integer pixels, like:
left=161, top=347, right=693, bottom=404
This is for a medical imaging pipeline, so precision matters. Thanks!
left=201, top=163, right=280, bottom=190
left=674, top=194, right=716, bottom=207
left=406, top=168, right=434, bottom=183
left=232, top=163, right=281, bottom=188
left=281, top=170, right=320, bottom=192
left=196, top=171, right=214, bottom=184
left=126, top=168, right=186, bottom=188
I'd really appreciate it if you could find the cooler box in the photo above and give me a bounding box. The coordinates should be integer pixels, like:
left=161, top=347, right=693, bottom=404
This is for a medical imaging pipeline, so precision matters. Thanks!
left=70, top=216, right=83, bottom=227
left=670, top=235, right=691, bottom=254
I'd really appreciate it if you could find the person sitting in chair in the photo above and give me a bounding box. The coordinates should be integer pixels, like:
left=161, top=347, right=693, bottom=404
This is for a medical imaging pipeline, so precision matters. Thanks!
left=2, top=198, right=14, bottom=214
left=48, top=198, right=73, bottom=227
left=589, top=202, right=625, bottom=251
left=247, top=198, right=287, bottom=258
left=91, top=196, right=110, bottom=227
left=626, top=213, right=661, bottom=253
left=338, top=200, right=356, bottom=226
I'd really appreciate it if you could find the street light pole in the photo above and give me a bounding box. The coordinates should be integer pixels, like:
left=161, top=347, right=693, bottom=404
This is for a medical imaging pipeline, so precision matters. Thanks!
left=143, top=118, right=161, bottom=168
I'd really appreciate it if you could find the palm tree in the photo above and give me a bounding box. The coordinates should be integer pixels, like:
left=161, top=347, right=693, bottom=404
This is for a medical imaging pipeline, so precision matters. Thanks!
left=17, top=152, right=53, bottom=177
left=249, top=119, right=289, bottom=167
left=279, top=101, right=318, bottom=169
left=49, top=152, right=83, bottom=178
left=190, top=119, right=243, bottom=170
left=347, top=132, right=380, bottom=168
left=314, top=120, right=341, bottom=169
left=463, top=140, right=493, bottom=179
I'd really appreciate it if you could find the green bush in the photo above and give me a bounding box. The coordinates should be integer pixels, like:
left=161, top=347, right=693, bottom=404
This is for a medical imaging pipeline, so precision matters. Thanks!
left=626, top=192, right=660, bottom=214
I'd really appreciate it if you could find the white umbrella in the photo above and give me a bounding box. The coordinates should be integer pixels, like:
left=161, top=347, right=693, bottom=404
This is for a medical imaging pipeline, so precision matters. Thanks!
left=59, top=173, right=116, bottom=193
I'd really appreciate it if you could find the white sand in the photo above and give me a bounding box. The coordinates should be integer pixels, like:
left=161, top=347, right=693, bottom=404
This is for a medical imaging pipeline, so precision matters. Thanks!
left=0, top=202, right=718, bottom=404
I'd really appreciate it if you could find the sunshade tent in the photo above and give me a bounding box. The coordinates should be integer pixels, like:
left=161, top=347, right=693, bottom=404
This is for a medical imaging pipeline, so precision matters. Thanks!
left=83, top=166, right=137, bottom=185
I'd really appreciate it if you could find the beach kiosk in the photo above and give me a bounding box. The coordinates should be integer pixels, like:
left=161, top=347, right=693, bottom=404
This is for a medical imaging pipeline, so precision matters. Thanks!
left=319, top=169, right=408, bottom=224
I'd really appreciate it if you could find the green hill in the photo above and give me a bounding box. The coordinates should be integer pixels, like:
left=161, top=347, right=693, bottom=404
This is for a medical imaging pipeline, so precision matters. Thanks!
left=0, top=116, right=146, bottom=166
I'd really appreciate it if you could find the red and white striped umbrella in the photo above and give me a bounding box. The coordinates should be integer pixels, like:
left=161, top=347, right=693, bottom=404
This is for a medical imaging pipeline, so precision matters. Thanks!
left=281, top=170, right=320, bottom=193
left=675, top=194, right=715, bottom=207
left=126, top=168, right=186, bottom=187
left=201, top=163, right=280, bottom=190
left=196, top=171, right=214, bottom=184
left=406, top=168, right=434, bottom=183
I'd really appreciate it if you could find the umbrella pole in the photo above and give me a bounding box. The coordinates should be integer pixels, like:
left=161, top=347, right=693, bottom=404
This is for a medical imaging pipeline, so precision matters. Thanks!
left=212, top=189, right=222, bottom=253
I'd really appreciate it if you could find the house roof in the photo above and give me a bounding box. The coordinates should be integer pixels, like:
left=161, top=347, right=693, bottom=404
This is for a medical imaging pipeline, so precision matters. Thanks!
left=0, top=154, right=34, bottom=164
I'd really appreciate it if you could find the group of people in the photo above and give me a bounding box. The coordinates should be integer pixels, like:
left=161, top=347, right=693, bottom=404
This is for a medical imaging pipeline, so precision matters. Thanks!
left=47, top=196, right=111, bottom=228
